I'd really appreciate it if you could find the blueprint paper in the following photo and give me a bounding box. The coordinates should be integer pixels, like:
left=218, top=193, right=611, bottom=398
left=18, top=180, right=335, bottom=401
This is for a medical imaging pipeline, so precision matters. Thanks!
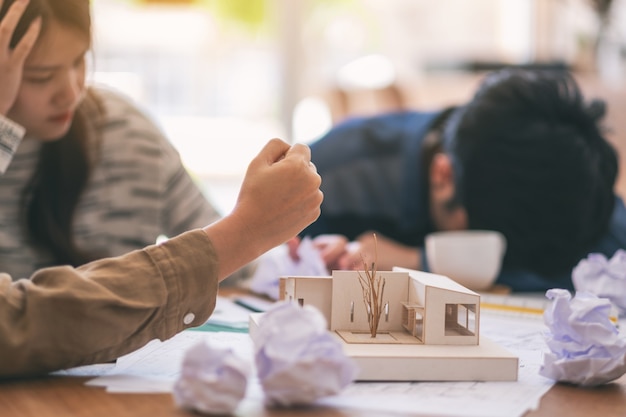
left=204, top=296, right=252, bottom=329
left=251, top=302, right=358, bottom=406
left=84, top=312, right=553, bottom=417
left=321, top=310, right=554, bottom=417
left=86, top=332, right=254, bottom=394
left=540, top=289, right=626, bottom=386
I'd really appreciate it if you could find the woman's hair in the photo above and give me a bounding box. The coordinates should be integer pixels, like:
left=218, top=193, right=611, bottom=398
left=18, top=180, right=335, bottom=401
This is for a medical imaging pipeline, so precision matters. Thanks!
left=1, top=0, right=105, bottom=267
left=443, top=69, right=618, bottom=278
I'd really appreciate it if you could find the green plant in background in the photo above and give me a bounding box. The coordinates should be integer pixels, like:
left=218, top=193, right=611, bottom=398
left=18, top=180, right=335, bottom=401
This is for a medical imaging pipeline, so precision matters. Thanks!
left=209, top=0, right=267, bottom=31
left=119, top=0, right=355, bottom=33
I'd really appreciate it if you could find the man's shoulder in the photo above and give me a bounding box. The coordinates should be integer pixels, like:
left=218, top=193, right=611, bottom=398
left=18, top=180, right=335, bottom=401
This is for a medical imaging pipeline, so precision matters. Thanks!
left=332, top=110, right=441, bottom=133
left=589, top=195, right=626, bottom=257
left=608, top=195, right=626, bottom=232
left=310, top=110, right=443, bottom=154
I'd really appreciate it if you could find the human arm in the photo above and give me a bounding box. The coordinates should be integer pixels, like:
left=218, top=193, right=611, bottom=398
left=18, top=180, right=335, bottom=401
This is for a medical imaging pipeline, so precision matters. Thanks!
left=311, top=232, right=421, bottom=272
left=0, top=230, right=219, bottom=378
left=347, top=232, right=421, bottom=271
left=0, top=138, right=322, bottom=378
left=0, top=0, right=39, bottom=173
left=310, top=234, right=349, bottom=270
left=205, top=139, right=322, bottom=278
left=0, top=0, right=40, bottom=115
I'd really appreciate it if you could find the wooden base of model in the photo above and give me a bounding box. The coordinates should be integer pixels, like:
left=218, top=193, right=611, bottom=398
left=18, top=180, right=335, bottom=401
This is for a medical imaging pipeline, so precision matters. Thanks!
left=249, top=313, right=518, bottom=381
left=259, top=267, right=519, bottom=382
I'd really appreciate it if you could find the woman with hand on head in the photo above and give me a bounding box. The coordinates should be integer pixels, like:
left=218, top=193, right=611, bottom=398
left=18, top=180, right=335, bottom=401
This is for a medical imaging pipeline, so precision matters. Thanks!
left=0, top=0, right=222, bottom=280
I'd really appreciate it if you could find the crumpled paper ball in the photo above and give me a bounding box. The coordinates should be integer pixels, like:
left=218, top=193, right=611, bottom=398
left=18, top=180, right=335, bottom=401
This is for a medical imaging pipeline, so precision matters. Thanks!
left=173, top=341, right=251, bottom=414
left=251, top=301, right=359, bottom=406
left=249, top=237, right=328, bottom=300
left=539, top=288, right=626, bottom=386
left=572, top=250, right=626, bottom=316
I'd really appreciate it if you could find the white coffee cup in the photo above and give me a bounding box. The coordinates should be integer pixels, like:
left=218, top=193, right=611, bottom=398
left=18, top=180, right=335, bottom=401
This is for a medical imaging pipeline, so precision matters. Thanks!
left=425, top=230, right=507, bottom=291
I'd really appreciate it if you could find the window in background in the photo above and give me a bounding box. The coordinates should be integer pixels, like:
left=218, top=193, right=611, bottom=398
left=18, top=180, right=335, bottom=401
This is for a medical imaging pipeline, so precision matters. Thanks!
left=90, top=0, right=625, bottom=212
left=90, top=0, right=287, bottom=213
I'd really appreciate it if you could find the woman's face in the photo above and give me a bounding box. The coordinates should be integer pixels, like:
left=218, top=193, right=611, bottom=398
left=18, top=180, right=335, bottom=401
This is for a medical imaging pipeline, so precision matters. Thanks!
left=7, top=20, right=88, bottom=140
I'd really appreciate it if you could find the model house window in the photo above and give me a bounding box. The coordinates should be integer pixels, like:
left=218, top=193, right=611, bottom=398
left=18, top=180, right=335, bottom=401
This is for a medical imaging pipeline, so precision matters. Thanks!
left=444, top=304, right=476, bottom=336
left=401, top=303, right=424, bottom=342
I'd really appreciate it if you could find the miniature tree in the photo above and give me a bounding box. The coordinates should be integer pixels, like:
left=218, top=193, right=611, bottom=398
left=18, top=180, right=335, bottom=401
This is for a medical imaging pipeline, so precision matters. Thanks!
left=357, top=234, right=386, bottom=338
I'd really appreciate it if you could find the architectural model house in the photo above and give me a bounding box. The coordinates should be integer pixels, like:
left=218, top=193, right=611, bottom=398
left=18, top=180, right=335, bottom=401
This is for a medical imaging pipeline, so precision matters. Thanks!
left=279, top=267, right=480, bottom=346
left=251, top=267, right=519, bottom=382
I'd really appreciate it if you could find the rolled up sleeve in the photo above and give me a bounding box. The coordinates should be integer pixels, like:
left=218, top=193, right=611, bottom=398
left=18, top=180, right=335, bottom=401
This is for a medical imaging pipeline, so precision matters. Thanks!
left=0, top=229, right=219, bottom=378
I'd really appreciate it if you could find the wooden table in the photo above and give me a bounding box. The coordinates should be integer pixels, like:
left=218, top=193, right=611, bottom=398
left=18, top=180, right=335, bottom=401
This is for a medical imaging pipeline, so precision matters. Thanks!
left=1, top=370, right=625, bottom=416
left=2, top=288, right=625, bottom=417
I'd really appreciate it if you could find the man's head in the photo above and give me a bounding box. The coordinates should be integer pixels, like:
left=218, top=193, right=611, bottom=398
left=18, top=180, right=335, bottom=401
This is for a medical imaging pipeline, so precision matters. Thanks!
left=435, top=69, right=618, bottom=278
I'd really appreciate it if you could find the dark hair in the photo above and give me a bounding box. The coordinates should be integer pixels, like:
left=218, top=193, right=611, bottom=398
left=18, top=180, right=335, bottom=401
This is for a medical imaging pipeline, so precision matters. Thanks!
left=443, top=69, right=618, bottom=278
left=1, top=0, right=104, bottom=267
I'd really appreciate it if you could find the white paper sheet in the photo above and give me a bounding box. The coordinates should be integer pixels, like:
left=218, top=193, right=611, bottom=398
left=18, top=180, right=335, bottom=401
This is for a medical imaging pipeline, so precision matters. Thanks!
left=204, top=296, right=254, bottom=329
left=87, top=332, right=255, bottom=394
left=319, top=311, right=553, bottom=417
left=86, top=302, right=554, bottom=417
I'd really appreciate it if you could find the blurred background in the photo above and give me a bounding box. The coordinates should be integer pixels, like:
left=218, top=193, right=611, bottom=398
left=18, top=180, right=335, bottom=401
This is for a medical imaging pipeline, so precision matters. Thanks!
left=89, top=0, right=626, bottom=213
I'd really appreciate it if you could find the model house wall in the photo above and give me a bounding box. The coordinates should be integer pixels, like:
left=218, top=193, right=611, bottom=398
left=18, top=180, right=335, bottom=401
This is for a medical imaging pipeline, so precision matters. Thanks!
left=279, top=267, right=480, bottom=345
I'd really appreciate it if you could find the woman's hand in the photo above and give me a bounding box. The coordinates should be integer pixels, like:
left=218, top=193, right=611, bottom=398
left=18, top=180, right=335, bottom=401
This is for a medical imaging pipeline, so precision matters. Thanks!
left=232, top=139, right=323, bottom=247
left=204, top=139, right=323, bottom=279
left=0, top=0, right=41, bottom=115
left=311, top=234, right=349, bottom=270
left=335, top=232, right=421, bottom=272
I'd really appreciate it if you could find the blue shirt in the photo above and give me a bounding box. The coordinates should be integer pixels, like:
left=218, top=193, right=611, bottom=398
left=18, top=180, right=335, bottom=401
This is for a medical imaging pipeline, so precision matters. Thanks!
left=302, top=111, right=626, bottom=292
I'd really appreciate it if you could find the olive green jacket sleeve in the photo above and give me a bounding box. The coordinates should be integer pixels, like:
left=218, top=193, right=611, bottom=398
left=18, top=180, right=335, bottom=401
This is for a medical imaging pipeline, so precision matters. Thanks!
left=0, top=229, right=219, bottom=378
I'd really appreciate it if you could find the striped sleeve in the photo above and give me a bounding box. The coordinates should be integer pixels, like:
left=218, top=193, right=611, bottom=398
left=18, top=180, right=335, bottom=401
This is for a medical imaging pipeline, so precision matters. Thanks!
left=0, top=115, right=25, bottom=175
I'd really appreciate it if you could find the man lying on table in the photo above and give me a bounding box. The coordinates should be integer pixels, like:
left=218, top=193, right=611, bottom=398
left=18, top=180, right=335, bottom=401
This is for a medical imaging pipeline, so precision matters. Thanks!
left=300, top=69, right=626, bottom=292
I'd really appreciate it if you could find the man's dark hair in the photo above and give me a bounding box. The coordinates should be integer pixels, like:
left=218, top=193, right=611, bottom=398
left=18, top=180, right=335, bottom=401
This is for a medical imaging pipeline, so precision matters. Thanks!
left=443, top=69, right=618, bottom=278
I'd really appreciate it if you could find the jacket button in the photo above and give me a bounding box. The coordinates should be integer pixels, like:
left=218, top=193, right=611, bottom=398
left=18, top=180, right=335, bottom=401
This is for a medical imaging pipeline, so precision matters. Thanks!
left=183, top=312, right=195, bottom=325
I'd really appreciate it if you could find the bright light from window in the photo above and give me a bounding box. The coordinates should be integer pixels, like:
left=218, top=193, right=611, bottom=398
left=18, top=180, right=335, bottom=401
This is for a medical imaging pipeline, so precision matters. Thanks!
left=336, top=54, right=397, bottom=90
left=292, top=97, right=333, bottom=144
